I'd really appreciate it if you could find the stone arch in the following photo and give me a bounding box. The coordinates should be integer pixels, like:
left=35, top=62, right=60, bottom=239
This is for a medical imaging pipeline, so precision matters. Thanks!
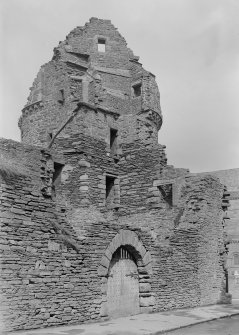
left=98, top=229, right=154, bottom=317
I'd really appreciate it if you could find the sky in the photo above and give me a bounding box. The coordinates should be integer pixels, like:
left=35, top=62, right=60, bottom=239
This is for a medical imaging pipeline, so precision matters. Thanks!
left=0, top=0, right=239, bottom=172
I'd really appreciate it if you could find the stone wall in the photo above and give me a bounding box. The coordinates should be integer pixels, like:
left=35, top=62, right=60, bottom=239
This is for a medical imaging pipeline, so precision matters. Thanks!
left=0, top=139, right=228, bottom=331
left=199, top=169, right=239, bottom=299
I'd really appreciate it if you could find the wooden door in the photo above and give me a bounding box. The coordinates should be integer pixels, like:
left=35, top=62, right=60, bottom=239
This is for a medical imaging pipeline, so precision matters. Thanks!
left=107, top=247, right=140, bottom=318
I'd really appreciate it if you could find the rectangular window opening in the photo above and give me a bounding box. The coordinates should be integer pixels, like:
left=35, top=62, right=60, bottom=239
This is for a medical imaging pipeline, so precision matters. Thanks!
left=133, top=83, right=141, bottom=97
left=53, top=162, right=64, bottom=193
left=106, top=175, right=116, bottom=206
left=47, top=132, right=53, bottom=143
left=110, top=128, right=118, bottom=155
left=234, top=254, right=239, bottom=266
left=98, top=38, right=106, bottom=52
left=58, top=89, right=65, bottom=104
left=158, top=184, right=173, bottom=207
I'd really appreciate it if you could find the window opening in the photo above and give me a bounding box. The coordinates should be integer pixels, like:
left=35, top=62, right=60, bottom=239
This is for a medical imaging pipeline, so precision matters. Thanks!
left=48, top=132, right=53, bottom=143
left=98, top=38, right=106, bottom=52
left=133, top=83, right=141, bottom=97
left=158, top=184, right=173, bottom=207
left=106, top=175, right=116, bottom=206
left=234, top=254, right=239, bottom=266
left=110, top=128, right=118, bottom=155
left=58, top=89, right=65, bottom=104
left=52, top=162, right=64, bottom=196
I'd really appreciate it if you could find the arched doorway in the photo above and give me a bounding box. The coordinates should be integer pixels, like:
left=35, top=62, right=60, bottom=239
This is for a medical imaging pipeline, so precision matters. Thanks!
left=107, top=246, right=140, bottom=318
left=98, top=230, right=154, bottom=318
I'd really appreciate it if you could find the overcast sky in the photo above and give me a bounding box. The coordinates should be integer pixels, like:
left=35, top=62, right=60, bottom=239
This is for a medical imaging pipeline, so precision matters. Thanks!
left=0, top=0, right=239, bottom=172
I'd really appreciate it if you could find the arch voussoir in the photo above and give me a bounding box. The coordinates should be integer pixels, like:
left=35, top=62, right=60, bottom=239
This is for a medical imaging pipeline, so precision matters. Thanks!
left=100, top=255, right=110, bottom=268
left=143, top=251, right=152, bottom=265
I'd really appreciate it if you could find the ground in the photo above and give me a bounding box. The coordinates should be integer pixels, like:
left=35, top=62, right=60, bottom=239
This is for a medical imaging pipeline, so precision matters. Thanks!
left=4, top=302, right=239, bottom=335
left=166, top=315, right=239, bottom=335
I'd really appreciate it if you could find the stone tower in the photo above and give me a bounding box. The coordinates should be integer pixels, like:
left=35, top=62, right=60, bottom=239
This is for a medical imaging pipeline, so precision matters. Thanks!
left=19, top=17, right=162, bottom=149
left=18, top=17, right=167, bottom=210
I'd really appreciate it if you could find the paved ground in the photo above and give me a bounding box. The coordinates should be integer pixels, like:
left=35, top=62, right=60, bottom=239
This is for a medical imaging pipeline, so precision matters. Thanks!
left=5, top=301, right=239, bottom=335
left=164, top=314, right=239, bottom=335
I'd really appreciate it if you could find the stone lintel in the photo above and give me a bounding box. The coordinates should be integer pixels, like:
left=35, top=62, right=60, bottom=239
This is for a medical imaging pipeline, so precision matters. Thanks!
left=94, top=66, right=131, bottom=78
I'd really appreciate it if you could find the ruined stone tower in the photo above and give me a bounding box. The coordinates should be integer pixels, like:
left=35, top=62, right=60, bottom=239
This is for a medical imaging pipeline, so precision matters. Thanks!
left=0, top=18, right=230, bottom=331
left=18, top=17, right=166, bottom=210
left=19, top=17, right=162, bottom=149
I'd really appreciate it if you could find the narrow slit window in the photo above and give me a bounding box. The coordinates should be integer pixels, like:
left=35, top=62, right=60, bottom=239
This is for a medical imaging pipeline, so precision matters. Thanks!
left=48, top=132, right=53, bottom=143
left=58, top=89, right=65, bottom=104
left=133, top=83, right=141, bottom=97
left=110, top=128, right=118, bottom=155
left=52, top=162, right=64, bottom=195
left=98, top=38, right=106, bottom=52
left=106, top=175, right=115, bottom=206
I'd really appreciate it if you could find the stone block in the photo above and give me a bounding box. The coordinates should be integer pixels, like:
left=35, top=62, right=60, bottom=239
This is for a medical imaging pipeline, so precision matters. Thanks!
left=114, top=179, right=120, bottom=185
left=26, top=246, right=37, bottom=253
left=105, top=248, right=112, bottom=260
left=100, top=283, right=107, bottom=293
left=145, top=263, right=153, bottom=275
left=99, top=303, right=108, bottom=317
left=64, top=260, right=71, bottom=267
left=79, top=185, right=89, bottom=191
left=148, top=187, right=158, bottom=192
left=48, top=240, right=60, bottom=251
left=98, top=184, right=106, bottom=189
left=63, top=307, right=72, bottom=313
left=139, top=283, right=151, bottom=293
left=120, top=229, right=134, bottom=245
left=0, top=244, right=10, bottom=251
left=109, top=234, right=122, bottom=253
left=97, top=265, right=107, bottom=277
left=64, top=283, right=74, bottom=289
left=143, top=251, right=152, bottom=265
left=78, top=159, right=91, bottom=167
left=62, top=315, right=72, bottom=321
left=140, top=296, right=155, bottom=307
left=100, top=255, right=110, bottom=268
left=35, top=260, right=45, bottom=270
left=136, top=243, right=147, bottom=258
left=146, top=197, right=161, bottom=204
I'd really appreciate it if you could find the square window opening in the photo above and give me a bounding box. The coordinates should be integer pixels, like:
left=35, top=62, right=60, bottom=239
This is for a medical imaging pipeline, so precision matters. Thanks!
left=98, top=38, right=106, bottom=52
left=133, top=83, right=142, bottom=97
left=110, top=128, right=118, bottom=155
